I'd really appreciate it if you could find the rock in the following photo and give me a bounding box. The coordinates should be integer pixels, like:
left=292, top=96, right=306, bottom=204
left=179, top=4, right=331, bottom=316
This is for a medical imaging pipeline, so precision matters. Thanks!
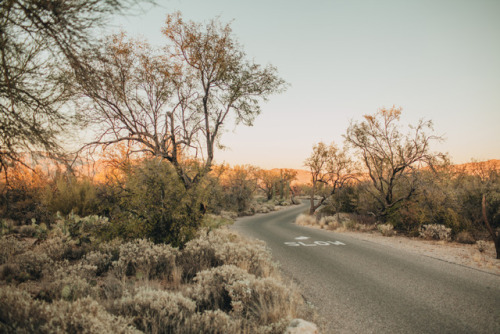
left=284, top=319, right=319, bottom=334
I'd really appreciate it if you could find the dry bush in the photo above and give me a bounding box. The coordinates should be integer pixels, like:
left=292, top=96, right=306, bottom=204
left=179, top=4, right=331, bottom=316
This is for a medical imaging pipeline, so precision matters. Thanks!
left=228, top=277, right=303, bottom=329
left=113, top=239, right=179, bottom=281
left=40, top=264, right=97, bottom=302
left=455, top=231, right=475, bottom=244
left=186, top=310, right=242, bottom=334
left=295, top=214, right=316, bottom=226
left=0, top=286, right=138, bottom=334
left=377, top=223, right=395, bottom=236
left=477, top=240, right=488, bottom=253
left=13, top=250, right=53, bottom=281
left=113, top=287, right=196, bottom=333
left=419, top=224, right=451, bottom=241
left=189, top=265, right=251, bottom=312
left=34, top=236, right=67, bottom=262
left=0, top=236, right=26, bottom=264
left=180, top=229, right=276, bottom=280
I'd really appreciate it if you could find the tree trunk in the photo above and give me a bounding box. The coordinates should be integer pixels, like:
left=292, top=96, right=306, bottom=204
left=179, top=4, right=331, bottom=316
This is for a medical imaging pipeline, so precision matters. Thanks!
left=482, top=194, right=499, bottom=259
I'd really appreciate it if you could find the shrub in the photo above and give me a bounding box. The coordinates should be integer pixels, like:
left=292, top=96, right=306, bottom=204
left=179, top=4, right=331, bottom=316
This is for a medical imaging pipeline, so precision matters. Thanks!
left=477, top=240, right=488, bottom=253
left=113, top=287, right=196, bottom=333
left=377, top=223, right=395, bottom=236
left=186, top=310, right=242, bottom=334
left=295, top=214, right=316, bottom=226
left=113, top=239, right=179, bottom=282
left=419, top=224, right=451, bottom=241
left=190, top=265, right=252, bottom=312
left=0, top=236, right=26, bottom=265
left=0, top=286, right=138, bottom=334
left=179, top=229, right=276, bottom=280
left=228, top=277, right=303, bottom=327
left=14, top=250, right=52, bottom=281
left=455, top=231, right=475, bottom=244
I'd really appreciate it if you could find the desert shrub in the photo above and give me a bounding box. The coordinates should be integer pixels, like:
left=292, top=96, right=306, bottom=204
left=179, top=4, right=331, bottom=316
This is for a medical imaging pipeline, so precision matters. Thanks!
left=34, top=235, right=67, bottom=261
left=47, top=271, right=95, bottom=302
left=377, top=223, right=395, bottom=236
left=186, top=310, right=242, bottom=334
left=477, top=240, right=488, bottom=253
left=190, top=265, right=252, bottom=312
left=113, top=239, right=179, bottom=281
left=179, top=229, right=276, bottom=280
left=419, top=224, right=451, bottom=241
left=228, top=277, right=303, bottom=327
left=113, top=287, right=196, bottom=333
left=14, top=250, right=52, bottom=281
left=0, top=286, right=138, bottom=334
left=295, top=214, right=316, bottom=226
left=455, top=231, right=475, bottom=244
left=19, top=224, right=37, bottom=237
left=0, top=236, right=26, bottom=264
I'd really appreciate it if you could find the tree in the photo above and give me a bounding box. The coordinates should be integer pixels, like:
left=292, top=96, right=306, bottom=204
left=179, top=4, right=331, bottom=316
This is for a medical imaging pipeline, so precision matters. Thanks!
left=344, top=107, right=446, bottom=219
left=256, top=169, right=297, bottom=201
left=304, top=142, right=355, bottom=215
left=74, top=13, right=286, bottom=189
left=0, top=0, right=151, bottom=177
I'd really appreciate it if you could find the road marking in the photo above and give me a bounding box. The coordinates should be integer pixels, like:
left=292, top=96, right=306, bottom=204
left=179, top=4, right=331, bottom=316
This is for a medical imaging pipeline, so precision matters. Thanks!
left=295, top=236, right=310, bottom=240
left=284, top=240, right=346, bottom=247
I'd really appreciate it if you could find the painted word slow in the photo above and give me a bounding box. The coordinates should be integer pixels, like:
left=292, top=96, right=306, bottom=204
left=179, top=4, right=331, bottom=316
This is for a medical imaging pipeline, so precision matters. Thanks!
left=284, top=240, right=346, bottom=247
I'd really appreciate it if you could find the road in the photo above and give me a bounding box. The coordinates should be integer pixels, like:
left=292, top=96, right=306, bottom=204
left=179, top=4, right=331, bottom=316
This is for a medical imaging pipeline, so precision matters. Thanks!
left=232, top=202, right=500, bottom=334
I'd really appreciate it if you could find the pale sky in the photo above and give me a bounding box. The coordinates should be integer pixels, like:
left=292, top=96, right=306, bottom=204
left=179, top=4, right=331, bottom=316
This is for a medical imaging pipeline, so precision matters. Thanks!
left=111, top=0, right=500, bottom=169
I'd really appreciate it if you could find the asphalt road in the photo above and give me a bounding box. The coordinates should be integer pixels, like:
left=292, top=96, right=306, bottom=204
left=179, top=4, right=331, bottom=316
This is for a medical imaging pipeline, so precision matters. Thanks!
left=232, top=202, right=500, bottom=334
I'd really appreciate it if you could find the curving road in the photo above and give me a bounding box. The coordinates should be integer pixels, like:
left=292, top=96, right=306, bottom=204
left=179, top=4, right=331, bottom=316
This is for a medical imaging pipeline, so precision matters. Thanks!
left=232, top=202, right=500, bottom=334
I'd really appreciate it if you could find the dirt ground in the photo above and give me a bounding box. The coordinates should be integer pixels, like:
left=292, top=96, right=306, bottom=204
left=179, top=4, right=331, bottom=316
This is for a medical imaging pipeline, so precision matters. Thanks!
left=336, top=230, right=500, bottom=275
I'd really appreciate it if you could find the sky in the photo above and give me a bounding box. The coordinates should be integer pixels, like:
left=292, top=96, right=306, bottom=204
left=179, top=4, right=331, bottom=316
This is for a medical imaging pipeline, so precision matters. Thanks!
left=110, top=0, right=500, bottom=169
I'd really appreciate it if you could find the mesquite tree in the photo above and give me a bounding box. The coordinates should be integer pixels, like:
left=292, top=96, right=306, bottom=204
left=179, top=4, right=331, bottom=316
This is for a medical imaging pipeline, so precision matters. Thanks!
left=74, top=13, right=285, bottom=188
left=304, top=142, right=355, bottom=215
left=344, top=107, right=446, bottom=219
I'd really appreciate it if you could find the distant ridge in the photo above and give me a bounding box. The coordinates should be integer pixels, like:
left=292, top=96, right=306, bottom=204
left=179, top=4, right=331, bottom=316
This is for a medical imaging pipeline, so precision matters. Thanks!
left=269, top=159, right=500, bottom=186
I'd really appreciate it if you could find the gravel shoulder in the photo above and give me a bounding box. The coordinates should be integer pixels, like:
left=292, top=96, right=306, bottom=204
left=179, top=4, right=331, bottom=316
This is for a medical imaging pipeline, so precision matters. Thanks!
left=319, top=228, right=500, bottom=275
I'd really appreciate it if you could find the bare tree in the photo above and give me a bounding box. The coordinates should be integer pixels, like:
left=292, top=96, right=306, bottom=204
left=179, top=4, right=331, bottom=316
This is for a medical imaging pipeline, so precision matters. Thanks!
left=304, top=142, right=355, bottom=215
left=0, top=0, right=152, bottom=177
left=344, top=107, right=446, bottom=219
left=74, top=13, right=286, bottom=188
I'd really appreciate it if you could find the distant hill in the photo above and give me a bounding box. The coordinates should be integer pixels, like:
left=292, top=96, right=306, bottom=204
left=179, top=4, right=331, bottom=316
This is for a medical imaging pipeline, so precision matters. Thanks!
left=450, top=159, right=500, bottom=173
left=269, top=159, right=500, bottom=186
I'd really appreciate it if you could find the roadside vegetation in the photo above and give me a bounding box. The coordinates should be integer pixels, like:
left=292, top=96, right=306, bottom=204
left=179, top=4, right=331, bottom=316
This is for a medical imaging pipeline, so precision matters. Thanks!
left=302, top=108, right=500, bottom=259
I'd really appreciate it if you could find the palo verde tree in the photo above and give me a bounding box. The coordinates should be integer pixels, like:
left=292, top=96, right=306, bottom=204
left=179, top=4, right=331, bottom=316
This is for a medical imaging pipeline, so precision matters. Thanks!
left=0, top=0, right=151, bottom=178
left=304, top=142, right=355, bottom=215
left=344, top=107, right=446, bottom=220
left=74, top=12, right=286, bottom=189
